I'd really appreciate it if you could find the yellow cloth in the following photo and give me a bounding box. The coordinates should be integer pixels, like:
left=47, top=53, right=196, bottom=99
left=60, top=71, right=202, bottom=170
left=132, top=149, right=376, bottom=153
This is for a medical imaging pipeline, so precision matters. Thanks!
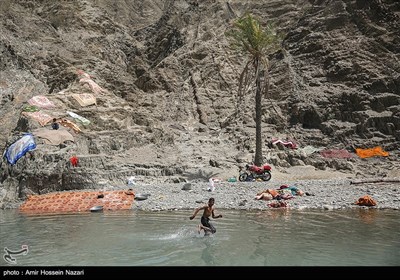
left=72, top=93, right=96, bottom=107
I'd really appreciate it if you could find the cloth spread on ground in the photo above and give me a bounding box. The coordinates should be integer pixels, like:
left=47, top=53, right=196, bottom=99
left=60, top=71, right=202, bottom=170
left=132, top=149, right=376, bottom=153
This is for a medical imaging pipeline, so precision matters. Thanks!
left=320, top=149, right=354, bottom=158
left=22, top=111, right=53, bottom=126
left=257, top=189, right=279, bottom=198
left=28, top=95, right=56, bottom=109
left=355, top=146, right=389, bottom=158
left=355, top=195, right=377, bottom=206
left=79, top=77, right=105, bottom=95
left=77, top=70, right=106, bottom=95
left=22, top=105, right=40, bottom=112
left=67, top=111, right=90, bottom=126
left=5, top=133, right=36, bottom=165
left=19, top=190, right=136, bottom=214
left=72, top=93, right=96, bottom=107
left=33, top=128, right=74, bottom=146
left=60, top=119, right=82, bottom=134
left=256, top=185, right=305, bottom=201
left=271, top=139, right=298, bottom=149
left=279, top=186, right=300, bottom=196
left=298, top=145, right=324, bottom=156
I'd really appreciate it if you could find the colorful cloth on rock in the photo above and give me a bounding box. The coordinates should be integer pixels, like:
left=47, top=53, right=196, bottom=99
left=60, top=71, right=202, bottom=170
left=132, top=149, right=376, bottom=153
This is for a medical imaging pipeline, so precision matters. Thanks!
left=28, top=95, right=56, bottom=109
left=60, top=119, right=82, bottom=134
left=22, top=111, right=53, bottom=126
left=5, top=134, right=36, bottom=165
left=72, top=93, right=96, bottom=107
left=271, top=139, right=298, bottom=149
left=70, top=156, right=79, bottom=167
left=67, top=111, right=90, bottom=126
left=355, top=146, right=389, bottom=158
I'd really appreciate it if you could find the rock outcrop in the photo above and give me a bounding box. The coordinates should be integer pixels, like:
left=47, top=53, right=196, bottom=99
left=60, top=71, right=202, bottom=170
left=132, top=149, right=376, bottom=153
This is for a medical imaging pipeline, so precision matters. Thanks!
left=0, top=0, right=399, bottom=208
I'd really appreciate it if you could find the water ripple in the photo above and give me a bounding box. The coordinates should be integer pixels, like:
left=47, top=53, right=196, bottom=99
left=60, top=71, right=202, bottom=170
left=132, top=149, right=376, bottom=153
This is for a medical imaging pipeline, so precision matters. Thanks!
left=1, top=209, right=399, bottom=266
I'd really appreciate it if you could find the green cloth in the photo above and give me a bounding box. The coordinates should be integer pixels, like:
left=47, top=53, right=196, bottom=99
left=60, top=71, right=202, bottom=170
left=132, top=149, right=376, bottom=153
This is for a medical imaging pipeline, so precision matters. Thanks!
left=22, top=105, right=39, bottom=112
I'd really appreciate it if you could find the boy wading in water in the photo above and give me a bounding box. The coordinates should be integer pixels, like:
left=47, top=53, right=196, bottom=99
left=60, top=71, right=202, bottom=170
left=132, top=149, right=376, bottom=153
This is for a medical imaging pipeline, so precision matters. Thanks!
left=190, top=197, right=222, bottom=236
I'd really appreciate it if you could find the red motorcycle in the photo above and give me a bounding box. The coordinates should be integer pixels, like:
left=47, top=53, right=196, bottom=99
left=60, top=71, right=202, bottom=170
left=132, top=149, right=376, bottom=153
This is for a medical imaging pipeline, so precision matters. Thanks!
left=238, top=163, right=272, bottom=182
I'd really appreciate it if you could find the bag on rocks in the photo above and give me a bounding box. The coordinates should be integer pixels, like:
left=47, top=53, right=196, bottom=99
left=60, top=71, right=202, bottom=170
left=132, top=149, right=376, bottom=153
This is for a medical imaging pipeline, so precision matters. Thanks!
left=355, top=195, right=377, bottom=206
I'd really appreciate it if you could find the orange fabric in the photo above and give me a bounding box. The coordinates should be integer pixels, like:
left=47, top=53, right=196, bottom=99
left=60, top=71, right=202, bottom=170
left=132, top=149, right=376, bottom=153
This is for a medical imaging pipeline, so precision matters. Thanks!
left=257, top=189, right=279, bottom=198
left=19, top=190, right=136, bottom=214
left=355, top=195, right=377, bottom=207
left=267, top=189, right=279, bottom=198
left=60, top=119, right=82, bottom=134
left=355, top=146, right=389, bottom=158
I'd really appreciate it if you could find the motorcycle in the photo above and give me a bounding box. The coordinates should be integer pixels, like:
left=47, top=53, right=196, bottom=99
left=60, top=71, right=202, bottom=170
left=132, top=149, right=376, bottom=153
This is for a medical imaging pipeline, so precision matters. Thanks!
left=238, top=163, right=272, bottom=182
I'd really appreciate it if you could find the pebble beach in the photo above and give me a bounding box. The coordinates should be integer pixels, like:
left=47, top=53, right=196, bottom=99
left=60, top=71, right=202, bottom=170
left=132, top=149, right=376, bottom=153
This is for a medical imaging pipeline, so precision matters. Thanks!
left=130, top=178, right=400, bottom=211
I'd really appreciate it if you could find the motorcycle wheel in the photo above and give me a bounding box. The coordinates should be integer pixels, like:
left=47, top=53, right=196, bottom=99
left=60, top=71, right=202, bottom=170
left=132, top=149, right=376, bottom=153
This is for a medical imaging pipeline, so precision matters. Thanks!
left=261, top=171, right=272, bottom=181
left=239, top=173, right=248, bottom=182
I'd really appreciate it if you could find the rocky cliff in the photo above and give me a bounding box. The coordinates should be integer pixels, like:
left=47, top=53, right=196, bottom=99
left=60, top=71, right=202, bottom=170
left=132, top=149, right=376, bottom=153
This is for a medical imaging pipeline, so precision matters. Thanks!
left=0, top=0, right=399, bottom=208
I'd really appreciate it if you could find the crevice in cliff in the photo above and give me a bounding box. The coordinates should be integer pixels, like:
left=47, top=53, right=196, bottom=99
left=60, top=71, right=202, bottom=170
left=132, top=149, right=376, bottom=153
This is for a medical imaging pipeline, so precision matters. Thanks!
left=189, top=71, right=206, bottom=125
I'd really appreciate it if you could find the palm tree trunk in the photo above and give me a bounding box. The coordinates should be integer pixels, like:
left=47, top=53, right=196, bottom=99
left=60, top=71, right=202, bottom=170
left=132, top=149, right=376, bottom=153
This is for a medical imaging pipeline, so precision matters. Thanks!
left=254, top=58, right=263, bottom=166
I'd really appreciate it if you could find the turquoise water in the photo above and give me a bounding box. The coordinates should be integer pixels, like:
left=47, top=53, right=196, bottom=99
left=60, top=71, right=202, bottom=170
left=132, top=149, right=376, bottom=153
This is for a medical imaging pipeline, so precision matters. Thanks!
left=0, top=208, right=399, bottom=266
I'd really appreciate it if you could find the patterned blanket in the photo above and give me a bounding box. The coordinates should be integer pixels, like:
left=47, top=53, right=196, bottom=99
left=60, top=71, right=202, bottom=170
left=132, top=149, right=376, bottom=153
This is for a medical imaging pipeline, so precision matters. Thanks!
left=72, top=93, right=96, bottom=107
left=22, top=111, right=53, bottom=126
left=28, top=95, right=56, bottom=109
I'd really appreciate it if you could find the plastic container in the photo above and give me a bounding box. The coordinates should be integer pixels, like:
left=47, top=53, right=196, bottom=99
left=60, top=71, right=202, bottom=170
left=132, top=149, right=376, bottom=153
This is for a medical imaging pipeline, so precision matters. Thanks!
left=208, top=178, right=215, bottom=192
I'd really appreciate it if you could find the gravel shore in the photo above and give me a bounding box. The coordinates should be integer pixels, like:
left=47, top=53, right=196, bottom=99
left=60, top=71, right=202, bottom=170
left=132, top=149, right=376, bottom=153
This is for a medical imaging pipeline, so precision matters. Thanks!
left=129, top=178, right=400, bottom=211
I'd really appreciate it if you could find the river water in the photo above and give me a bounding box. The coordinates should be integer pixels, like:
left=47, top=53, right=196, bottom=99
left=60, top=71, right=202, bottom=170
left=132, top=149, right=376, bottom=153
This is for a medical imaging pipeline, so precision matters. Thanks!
left=1, top=208, right=399, bottom=266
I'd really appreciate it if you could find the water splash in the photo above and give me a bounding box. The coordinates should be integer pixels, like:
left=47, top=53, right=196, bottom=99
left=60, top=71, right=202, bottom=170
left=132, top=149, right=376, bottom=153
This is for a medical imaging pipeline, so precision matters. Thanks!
left=148, top=227, right=194, bottom=241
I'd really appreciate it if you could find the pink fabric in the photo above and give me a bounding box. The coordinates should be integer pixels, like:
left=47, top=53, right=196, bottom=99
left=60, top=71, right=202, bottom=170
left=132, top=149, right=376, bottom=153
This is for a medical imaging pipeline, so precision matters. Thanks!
left=271, top=139, right=297, bottom=149
left=28, top=95, right=56, bottom=109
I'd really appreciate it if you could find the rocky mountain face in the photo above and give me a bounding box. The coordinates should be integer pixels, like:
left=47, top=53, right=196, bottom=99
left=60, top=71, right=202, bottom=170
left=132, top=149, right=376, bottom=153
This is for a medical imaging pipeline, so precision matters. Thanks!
left=0, top=0, right=399, bottom=207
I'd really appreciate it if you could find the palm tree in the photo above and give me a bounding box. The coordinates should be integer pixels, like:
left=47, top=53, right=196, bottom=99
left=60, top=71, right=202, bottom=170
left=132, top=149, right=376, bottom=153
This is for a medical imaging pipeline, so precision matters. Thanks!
left=225, top=12, right=282, bottom=166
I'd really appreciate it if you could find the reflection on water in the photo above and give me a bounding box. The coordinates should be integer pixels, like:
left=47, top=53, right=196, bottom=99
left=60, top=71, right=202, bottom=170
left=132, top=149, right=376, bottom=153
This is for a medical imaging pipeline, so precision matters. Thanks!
left=201, top=238, right=216, bottom=265
left=357, top=209, right=378, bottom=224
left=0, top=208, right=399, bottom=266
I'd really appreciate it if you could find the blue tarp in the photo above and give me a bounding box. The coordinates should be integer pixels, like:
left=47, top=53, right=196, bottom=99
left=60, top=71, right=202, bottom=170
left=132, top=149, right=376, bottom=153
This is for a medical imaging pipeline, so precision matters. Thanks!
left=5, top=134, right=36, bottom=165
